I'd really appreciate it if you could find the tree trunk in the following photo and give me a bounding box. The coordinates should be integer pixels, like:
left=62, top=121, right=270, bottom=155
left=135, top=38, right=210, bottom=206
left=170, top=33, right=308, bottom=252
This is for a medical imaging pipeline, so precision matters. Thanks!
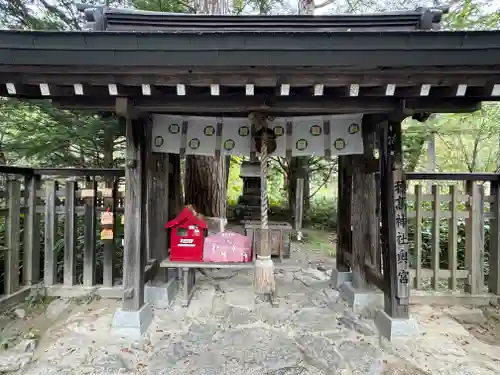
left=184, top=155, right=225, bottom=217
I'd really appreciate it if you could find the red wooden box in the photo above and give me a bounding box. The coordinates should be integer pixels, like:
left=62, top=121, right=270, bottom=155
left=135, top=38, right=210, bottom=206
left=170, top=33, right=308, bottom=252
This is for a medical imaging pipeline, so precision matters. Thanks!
left=165, top=207, right=207, bottom=262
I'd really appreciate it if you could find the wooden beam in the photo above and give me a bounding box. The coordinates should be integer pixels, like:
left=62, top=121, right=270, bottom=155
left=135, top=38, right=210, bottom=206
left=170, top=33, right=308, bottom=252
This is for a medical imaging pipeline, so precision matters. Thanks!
left=121, top=98, right=147, bottom=311
left=3, top=67, right=500, bottom=86
left=406, top=172, right=500, bottom=181
left=53, top=97, right=482, bottom=115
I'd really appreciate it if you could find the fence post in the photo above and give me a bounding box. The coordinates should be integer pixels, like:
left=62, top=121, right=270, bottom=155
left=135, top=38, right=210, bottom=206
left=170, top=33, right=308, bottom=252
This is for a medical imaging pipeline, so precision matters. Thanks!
left=63, top=181, right=77, bottom=286
left=431, top=185, right=440, bottom=290
left=6, top=180, right=21, bottom=295
left=23, top=174, right=41, bottom=285
left=414, top=185, right=423, bottom=289
left=44, top=180, right=58, bottom=287
left=102, top=182, right=118, bottom=287
left=489, top=179, right=500, bottom=294
left=82, top=181, right=97, bottom=287
left=465, top=182, right=484, bottom=295
left=448, top=185, right=459, bottom=290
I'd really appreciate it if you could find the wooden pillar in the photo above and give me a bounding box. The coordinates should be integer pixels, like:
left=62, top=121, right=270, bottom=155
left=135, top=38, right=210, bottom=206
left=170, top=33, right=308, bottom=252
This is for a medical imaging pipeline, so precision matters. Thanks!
left=378, top=119, right=410, bottom=319
left=168, top=154, right=182, bottom=220
left=145, top=116, right=170, bottom=281
left=350, top=116, right=377, bottom=289
left=119, top=98, right=147, bottom=311
left=489, top=178, right=500, bottom=294
left=336, top=155, right=352, bottom=272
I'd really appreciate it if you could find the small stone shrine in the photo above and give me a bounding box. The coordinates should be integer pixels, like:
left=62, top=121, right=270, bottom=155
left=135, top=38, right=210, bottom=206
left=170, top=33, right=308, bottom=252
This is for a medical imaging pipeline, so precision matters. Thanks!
left=235, top=161, right=262, bottom=220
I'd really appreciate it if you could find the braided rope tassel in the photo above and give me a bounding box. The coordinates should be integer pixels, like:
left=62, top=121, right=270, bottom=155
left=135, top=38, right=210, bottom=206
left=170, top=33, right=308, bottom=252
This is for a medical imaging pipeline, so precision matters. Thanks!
left=260, top=126, right=268, bottom=233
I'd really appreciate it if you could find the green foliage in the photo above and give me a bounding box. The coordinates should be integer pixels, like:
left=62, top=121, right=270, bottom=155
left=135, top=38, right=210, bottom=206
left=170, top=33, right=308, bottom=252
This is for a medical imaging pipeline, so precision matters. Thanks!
left=304, top=197, right=337, bottom=230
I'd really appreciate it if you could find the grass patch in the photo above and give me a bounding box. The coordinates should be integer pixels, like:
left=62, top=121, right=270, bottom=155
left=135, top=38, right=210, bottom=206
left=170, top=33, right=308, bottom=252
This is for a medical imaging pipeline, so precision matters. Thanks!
left=301, top=228, right=336, bottom=257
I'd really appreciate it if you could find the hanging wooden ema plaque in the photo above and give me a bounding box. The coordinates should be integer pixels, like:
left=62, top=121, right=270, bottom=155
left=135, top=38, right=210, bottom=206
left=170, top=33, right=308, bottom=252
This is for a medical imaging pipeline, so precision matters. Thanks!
left=101, top=229, right=114, bottom=240
left=100, top=209, right=114, bottom=240
left=101, top=211, right=114, bottom=225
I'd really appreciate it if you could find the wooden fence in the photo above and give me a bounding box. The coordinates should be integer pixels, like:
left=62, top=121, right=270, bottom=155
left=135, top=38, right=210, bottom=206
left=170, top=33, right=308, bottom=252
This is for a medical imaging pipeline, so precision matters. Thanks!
left=0, top=167, right=499, bottom=306
left=0, top=167, right=132, bottom=303
left=340, top=172, right=500, bottom=305
left=405, top=174, right=500, bottom=299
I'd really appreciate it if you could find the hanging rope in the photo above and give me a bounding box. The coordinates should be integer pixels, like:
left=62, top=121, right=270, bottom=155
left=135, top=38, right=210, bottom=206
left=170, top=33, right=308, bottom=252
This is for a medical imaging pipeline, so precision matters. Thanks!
left=252, top=112, right=275, bottom=294
left=218, top=143, right=226, bottom=232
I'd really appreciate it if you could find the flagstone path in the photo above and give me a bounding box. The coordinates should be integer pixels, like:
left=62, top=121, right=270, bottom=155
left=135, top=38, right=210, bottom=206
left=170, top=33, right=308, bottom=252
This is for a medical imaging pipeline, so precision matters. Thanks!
left=1, top=265, right=499, bottom=374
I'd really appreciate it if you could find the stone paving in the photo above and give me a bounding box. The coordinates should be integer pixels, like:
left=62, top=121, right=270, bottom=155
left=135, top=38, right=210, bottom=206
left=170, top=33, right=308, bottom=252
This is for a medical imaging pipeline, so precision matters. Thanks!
left=1, top=266, right=500, bottom=374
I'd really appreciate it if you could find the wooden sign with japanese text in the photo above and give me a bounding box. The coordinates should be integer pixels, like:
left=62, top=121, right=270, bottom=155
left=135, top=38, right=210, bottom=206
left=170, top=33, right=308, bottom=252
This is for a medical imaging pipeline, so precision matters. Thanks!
left=388, top=122, right=410, bottom=302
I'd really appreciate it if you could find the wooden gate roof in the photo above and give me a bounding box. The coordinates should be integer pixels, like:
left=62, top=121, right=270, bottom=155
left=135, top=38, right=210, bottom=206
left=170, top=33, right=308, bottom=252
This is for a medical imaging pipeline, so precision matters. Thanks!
left=0, top=7, right=500, bottom=116
left=82, top=6, right=444, bottom=32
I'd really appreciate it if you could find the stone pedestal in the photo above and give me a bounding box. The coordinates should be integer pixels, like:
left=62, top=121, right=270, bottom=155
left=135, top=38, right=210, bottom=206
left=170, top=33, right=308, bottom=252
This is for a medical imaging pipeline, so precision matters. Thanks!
left=111, top=303, right=153, bottom=340
left=339, top=282, right=384, bottom=314
left=374, top=309, right=420, bottom=341
left=330, top=269, right=352, bottom=289
left=144, top=278, right=178, bottom=309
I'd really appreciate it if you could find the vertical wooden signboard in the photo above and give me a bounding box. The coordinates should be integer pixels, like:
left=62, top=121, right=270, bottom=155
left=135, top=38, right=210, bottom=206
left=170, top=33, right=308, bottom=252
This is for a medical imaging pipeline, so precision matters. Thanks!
left=387, top=121, right=410, bottom=303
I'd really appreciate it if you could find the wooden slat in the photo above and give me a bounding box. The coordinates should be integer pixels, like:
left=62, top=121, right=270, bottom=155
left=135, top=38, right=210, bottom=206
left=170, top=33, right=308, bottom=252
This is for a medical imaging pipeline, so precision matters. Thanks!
left=83, top=181, right=97, bottom=287
left=410, top=268, right=469, bottom=281
left=406, top=193, right=470, bottom=202
left=44, top=181, right=57, bottom=286
left=5, top=181, right=21, bottom=295
left=448, top=185, right=458, bottom=290
left=23, top=174, right=40, bottom=285
left=407, top=211, right=469, bottom=219
left=0, top=188, right=127, bottom=200
left=406, top=172, right=500, bottom=181
left=414, top=185, right=423, bottom=289
left=63, top=181, right=77, bottom=286
left=431, top=185, right=440, bottom=290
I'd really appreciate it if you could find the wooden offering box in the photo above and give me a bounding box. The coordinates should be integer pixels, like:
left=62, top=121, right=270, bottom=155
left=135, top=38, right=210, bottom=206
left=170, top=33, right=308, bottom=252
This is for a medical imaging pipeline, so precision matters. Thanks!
left=166, top=207, right=207, bottom=262
left=244, top=221, right=292, bottom=260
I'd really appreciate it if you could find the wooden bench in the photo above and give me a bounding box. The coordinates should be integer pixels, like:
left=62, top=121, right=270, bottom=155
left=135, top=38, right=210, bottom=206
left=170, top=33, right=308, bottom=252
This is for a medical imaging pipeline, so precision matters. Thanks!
left=160, top=257, right=254, bottom=306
